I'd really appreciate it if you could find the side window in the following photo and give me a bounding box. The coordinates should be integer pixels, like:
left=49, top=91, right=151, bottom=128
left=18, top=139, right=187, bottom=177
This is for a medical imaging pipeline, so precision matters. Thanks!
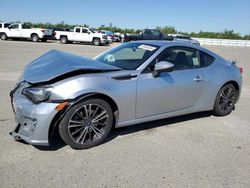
left=4, top=23, right=10, bottom=28
left=158, top=47, right=201, bottom=70
left=82, top=29, right=88, bottom=33
left=0, top=23, right=2, bottom=28
left=200, top=51, right=215, bottom=67
left=75, top=28, right=80, bottom=33
left=152, top=30, right=160, bottom=36
left=9, top=24, right=19, bottom=29
left=22, top=24, right=31, bottom=29
left=145, top=47, right=201, bottom=73
left=144, top=30, right=151, bottom=36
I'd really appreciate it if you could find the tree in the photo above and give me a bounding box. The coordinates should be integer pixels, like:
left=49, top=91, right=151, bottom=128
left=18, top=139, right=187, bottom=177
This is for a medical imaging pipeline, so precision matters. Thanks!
left=8, top=20, right=249, bottom=40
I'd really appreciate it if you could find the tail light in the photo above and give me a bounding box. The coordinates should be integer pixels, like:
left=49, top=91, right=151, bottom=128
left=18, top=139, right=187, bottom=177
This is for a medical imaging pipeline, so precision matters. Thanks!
left=239, top=67, right=243, bottom=74
left=53, top=32, right=56, bottom=36
left=41, top=29, right=45, bottom=33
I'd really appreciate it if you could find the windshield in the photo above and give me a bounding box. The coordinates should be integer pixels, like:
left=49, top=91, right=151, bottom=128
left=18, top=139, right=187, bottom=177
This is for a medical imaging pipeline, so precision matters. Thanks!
left=95, top=42, right=159, bottom=70
left=89, top=28, right=96, bottom=33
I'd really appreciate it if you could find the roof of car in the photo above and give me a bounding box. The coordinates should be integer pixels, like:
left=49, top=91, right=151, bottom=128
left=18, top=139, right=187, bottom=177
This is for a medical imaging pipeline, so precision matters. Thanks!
left=129, top=40, right=220, bottom=58
left=131, top=40, right=195, bottom=47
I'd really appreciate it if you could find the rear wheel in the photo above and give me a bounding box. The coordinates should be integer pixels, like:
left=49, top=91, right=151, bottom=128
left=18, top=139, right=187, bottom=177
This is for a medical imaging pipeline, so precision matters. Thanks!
left=60, top=36, right=68, bottom=44
left=212, top=84, right=237, bottom=116
left=59, top=99, right=113, bottom=149
left=93, top=38, right=101, bottom=46
left=0, top=33, right=7, bottom=40
left=31, top=34, right=39, bottom=42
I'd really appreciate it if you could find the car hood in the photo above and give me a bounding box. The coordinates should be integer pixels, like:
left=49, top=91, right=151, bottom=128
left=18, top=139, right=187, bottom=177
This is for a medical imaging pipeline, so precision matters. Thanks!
left=21, top=50, right=121, bottom=84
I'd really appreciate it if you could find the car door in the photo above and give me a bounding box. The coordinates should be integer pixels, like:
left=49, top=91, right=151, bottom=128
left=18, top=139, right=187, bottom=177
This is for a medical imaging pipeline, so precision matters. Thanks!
left=136, top=46, right=207, bottom=118
left=73, top=27, right=82, bottom=42
left=81, top=28, right=91, bottom=42
left=142, top=30, right=152, bottom=40
left=20, top=23, right=31, bottom=38
left=8, top=24, right=21, bottom=37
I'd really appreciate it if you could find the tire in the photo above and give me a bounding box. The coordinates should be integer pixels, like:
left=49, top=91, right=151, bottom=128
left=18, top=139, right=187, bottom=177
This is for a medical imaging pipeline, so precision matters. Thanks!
left=31, top=34, right=39, bottom=42
left=93, top=38, right=101, bottom=46
left=212, top=84, right=237, bottom=116
left=0, top=33, right=7, bottom=40
left=60, top=36, right=68, bottom=44
left=59, top=98, right=113, bottom=149
left=41, top=39, right=47, bottom=42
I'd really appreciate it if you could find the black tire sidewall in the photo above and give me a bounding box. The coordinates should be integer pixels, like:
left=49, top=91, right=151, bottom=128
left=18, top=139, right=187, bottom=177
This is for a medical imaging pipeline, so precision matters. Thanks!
left=31, top=34, right=39, bottom=42
left=59, top=99, right=113, bottom=149
left=1, top=33, right=7, bottom=40
left=93, top=38, right=100, bottom=46
left=60, top=37, right=67, bottom=44
left=212, top=84, right=236, bottom=116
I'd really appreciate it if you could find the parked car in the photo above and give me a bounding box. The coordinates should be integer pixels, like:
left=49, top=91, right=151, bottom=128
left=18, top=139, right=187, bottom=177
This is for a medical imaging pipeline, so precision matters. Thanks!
left=0, top=23, right=53, bottom=42
left=48, top=28, right=71, bottom=40
left=114, top=32, right=123, bottom=42
left=100, top=30, right=114, bottom=43
left=169, top=34, right=200, bottom=46
left=55, top=27, right=108, bottom=45
left=10, top=41, right=242, bottom=149
left=123, top=29, right=173, bottom=42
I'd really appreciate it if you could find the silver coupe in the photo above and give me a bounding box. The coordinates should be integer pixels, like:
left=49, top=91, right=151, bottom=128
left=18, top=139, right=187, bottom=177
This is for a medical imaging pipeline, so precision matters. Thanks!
left=10, top=41, right=242, bottom=149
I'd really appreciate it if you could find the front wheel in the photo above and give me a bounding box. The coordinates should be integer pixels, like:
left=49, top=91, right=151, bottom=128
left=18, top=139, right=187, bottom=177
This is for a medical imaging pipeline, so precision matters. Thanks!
left=93, top=38, right=101, bottom=46
left=212, top=84, right=237, bottom=116
left=31, top=34, right=39, bottom=42
left=59, top=99, right=113, bottom=149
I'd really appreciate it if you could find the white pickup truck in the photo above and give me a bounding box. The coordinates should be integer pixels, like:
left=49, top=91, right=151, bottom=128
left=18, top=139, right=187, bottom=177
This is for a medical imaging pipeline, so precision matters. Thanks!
left=0, top=23, right=54, bottom=42
left=55, top=27, right=108, bottom=45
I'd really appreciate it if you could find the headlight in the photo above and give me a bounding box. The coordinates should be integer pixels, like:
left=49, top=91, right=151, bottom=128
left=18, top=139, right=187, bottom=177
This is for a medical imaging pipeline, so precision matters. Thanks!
left=22, top=87, right=53, bottom=103
left=102, top=35, right=107, bottom=39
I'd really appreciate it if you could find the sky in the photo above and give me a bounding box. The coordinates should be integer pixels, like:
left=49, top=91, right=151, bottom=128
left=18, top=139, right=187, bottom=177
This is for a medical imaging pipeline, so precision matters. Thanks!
left=1, top=0, right=250, bottom=35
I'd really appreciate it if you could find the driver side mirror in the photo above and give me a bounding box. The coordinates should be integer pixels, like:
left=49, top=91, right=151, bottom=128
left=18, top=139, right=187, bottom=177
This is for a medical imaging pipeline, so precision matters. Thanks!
left=87, top=31, right=90, bottom=34
left=153, top=61, right=174, bottom=77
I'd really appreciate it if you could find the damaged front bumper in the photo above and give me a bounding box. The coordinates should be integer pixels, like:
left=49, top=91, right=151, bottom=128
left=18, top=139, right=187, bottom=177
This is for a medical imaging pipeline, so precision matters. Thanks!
left=10, top=83, right=59, bottom=146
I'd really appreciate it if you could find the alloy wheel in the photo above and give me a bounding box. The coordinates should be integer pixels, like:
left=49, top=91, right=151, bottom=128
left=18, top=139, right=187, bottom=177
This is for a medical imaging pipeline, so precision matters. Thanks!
left=94, top=39, right=100, bottom=46
left=67, top=104, right=109, bottom=144
left=217, top=85, right=236, bottom=114
left=1, top=34, right=7, bottom=40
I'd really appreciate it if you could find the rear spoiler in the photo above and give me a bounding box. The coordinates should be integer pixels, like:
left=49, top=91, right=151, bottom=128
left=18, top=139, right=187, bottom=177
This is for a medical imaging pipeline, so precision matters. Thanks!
left=230, top=60, right=243, bottom=74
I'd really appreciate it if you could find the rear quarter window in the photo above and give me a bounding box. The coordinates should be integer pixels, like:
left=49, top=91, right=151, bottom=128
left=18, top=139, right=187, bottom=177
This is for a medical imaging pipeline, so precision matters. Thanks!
left=200, top=51, right=215, bottom=67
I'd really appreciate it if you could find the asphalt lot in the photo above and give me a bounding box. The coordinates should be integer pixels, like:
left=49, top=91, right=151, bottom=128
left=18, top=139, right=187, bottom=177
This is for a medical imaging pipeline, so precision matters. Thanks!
left=0, top=40, right=250, bottom=188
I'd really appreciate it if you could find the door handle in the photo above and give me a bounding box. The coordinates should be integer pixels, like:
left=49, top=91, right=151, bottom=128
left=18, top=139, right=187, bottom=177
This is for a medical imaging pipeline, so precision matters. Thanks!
left=194, top=76, right=203, bottom=82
